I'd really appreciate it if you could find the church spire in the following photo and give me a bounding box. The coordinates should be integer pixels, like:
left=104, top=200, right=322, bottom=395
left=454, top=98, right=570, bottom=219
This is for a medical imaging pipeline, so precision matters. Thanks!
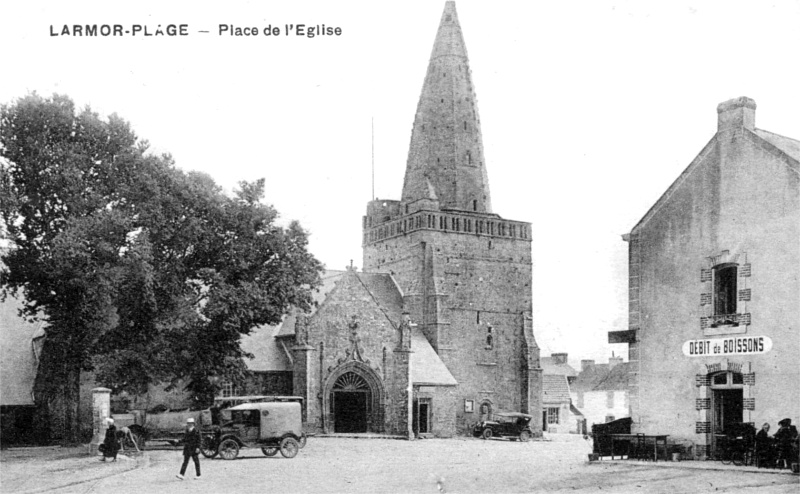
left=401, top=1, right=492, bottom=213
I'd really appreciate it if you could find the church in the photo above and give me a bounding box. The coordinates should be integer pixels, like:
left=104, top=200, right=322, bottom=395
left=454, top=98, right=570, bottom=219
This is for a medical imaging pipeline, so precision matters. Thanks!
left=242, top=1, right=543, bottom=438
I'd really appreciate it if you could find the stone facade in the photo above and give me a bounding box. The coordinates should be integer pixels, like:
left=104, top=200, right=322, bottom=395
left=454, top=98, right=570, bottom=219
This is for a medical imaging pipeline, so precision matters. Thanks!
left=360, top=1, right=542, bottom=436
left=611, top=97, right=800, bottom=457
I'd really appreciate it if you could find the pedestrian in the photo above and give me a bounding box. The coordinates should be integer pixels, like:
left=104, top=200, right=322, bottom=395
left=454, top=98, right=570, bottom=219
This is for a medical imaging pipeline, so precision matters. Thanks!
left=773, top=418, right=798, bottom=469
left=755, top=422, right=774, bottom=467
left=100, top=418, right=120, bottom=462
left=176, top=417, right=202, bottom=480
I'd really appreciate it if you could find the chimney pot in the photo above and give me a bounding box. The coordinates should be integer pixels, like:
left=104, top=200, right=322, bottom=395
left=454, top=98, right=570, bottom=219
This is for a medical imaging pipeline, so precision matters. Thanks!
left=717, top=96, right=756, bottom=131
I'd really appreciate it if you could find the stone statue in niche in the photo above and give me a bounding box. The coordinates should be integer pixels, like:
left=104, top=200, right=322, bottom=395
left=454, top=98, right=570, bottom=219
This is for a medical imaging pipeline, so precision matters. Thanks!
left=398, top=312, right=414, bottom=350
left=295, top=314, right=309, bottom=346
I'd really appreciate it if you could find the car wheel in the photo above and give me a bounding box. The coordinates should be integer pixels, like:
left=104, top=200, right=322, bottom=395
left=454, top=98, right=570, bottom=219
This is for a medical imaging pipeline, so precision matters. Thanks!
left=298, top=433, right=307, bottom=449
left=261, top=447, right=279, bottom=457
left=482, top=428, right=493, bottom=440
left=519, top=431, right=531, bottom=442
left=280, top=437, right=299, bottom=459
left=200, top=436, right=218, bottom=458
left=218, top=438, right=240, bottom=460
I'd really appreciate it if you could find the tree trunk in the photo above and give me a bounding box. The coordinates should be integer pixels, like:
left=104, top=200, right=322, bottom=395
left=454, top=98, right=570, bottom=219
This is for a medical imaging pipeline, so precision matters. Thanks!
left=32, top=339, right=82, bottom=444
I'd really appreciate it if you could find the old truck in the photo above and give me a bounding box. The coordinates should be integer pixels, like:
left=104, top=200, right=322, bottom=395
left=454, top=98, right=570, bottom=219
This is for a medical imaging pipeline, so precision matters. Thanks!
left=203, top=401, right=304, bottom=459
left=112, top=408, right=212, bottom=449
left=111, top=395, right=305, bottom=451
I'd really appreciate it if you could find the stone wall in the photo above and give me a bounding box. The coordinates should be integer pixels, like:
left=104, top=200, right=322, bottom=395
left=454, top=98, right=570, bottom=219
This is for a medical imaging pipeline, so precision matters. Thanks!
left=298, top=270, right=402, bottom=435
left=363, top=209, right=538, bottom=435
left=625, top=101, right=799, bottom=451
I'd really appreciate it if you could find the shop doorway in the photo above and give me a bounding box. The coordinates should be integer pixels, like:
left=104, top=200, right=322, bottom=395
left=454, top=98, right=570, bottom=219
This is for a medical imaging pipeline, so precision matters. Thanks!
left=709, top=371, right=744, bottom=453
left=712, top=389, right=743, bottom=433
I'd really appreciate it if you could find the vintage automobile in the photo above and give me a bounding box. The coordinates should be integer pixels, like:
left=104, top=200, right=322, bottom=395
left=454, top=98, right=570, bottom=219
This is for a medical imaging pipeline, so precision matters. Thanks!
left=112, top=408, right=212, bottom=450
left=472, top=412, right=534, bottom=442
left=202, top=401, right=305, bottom=459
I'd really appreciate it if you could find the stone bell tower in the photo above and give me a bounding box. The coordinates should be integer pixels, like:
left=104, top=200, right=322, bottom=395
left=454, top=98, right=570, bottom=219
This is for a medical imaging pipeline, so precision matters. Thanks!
left=361, top=1, right=542, bottom=435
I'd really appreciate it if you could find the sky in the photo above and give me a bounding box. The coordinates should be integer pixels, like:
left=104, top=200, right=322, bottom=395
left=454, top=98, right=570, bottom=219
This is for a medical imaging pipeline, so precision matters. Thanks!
left=2, top=0, right=799, bottom=369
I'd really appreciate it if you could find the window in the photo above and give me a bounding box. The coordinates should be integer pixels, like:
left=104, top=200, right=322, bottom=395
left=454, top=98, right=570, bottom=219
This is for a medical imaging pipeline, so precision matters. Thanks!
left=713, top=263, right=737, bottom=324
left=606, top=391, right=615, bottom=409
left=547, top=407, right=560, bottom=424
left=485, top=324, right=493, bottom=350
left=711, top=371, right=743, bottom=388
left=220, top=381, right=236, bottom=398
left=605, top=415, right=615, bottom=423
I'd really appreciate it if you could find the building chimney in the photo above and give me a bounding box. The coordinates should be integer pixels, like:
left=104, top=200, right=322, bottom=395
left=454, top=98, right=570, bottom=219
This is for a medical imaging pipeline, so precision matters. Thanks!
left=581, top=360, right=595, bottom=372
left=717, top=96, right=756, bottom=132
left=608, top=355, right=623, bottom=369
left=551, top=353, right=568, bottom=365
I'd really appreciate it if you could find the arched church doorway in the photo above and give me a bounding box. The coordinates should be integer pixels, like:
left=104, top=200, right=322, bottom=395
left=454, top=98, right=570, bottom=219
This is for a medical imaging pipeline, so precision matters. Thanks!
left=332, top=372, right=370, bottom=433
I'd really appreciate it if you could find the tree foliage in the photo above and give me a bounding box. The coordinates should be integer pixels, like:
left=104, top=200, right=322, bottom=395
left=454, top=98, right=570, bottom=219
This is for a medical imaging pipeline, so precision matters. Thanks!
left=0, top=94, right=323, bottom=441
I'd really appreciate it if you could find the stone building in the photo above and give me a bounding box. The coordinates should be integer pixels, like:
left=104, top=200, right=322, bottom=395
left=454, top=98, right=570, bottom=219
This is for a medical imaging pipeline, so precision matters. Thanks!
left=610, top=97, right=799, bottom=457
left=540, top=353, right=579, bottom=433
left=253, top=1, right=543, bottom=437
left=571, top=356, right=631, bottom=430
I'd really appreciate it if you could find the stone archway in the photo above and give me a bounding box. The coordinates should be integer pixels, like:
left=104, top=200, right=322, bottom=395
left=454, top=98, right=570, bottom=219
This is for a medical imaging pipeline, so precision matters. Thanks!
left=323, top=361, right=385, bottom=434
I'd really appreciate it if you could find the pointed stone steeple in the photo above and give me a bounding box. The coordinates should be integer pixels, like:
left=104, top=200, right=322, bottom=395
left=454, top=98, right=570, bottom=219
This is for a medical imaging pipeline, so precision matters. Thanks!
left=401, top=1, right=492, bottom=213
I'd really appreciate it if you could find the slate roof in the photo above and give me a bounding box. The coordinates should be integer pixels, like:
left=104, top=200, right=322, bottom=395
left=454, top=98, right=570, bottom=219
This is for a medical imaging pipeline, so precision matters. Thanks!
left=542, top=374, right=571, bottom=404
left=354, top=271, right=405, bottom=326
left=571, top=364, right=610, bottom=393
left=572, top=362, right=632, bottom=393
left=242, top=269, right=457, bottom=386
left=591, top=362, right=632, bottom=392
left=540, top=357, right=578, bottom=377
left=411, top=327, right=457, bottom=386
left=242, top=270, right=346, bottom=371
left=753, top=128, right=800, bottom=162
left=240, top=323, right=291, bottom=372
left=632, top=118, right=800, bottom=233
left=276, top=270, right=347, bottom=338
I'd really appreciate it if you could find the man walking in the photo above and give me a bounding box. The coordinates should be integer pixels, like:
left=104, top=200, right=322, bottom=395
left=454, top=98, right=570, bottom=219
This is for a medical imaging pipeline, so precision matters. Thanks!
left=176, top=417, right=202, bottom=480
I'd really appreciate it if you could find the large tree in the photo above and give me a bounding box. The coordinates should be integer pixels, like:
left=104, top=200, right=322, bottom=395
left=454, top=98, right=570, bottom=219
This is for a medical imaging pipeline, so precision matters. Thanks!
left=0, top=94, right=322, bottom=443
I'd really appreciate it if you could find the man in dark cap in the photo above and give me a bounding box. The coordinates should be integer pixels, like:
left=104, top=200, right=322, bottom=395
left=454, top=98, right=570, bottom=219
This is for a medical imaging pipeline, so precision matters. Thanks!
left=774, top=418, right=798, bottom=469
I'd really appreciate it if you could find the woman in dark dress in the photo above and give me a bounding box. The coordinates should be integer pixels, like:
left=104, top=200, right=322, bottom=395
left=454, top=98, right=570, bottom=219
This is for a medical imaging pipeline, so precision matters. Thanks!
left=101, top=418, right=120, bottom=462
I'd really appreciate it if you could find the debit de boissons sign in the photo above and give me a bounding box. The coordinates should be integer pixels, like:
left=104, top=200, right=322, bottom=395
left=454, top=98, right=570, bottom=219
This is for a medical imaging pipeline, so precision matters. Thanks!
left=683, top=336, right=772, bottom=357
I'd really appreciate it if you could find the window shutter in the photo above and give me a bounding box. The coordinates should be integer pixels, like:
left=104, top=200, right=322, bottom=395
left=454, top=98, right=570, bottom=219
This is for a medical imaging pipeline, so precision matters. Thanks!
left=701, top=268, right=712, bottom=282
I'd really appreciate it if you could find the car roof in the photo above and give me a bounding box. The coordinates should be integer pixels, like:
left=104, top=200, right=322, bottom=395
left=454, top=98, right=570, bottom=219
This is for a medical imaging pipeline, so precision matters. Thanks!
left=495, top=412, right=533, bottom=419
left=214, top=395, right=303, bottom=403
left=229, top=401, right=301, bottom=411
